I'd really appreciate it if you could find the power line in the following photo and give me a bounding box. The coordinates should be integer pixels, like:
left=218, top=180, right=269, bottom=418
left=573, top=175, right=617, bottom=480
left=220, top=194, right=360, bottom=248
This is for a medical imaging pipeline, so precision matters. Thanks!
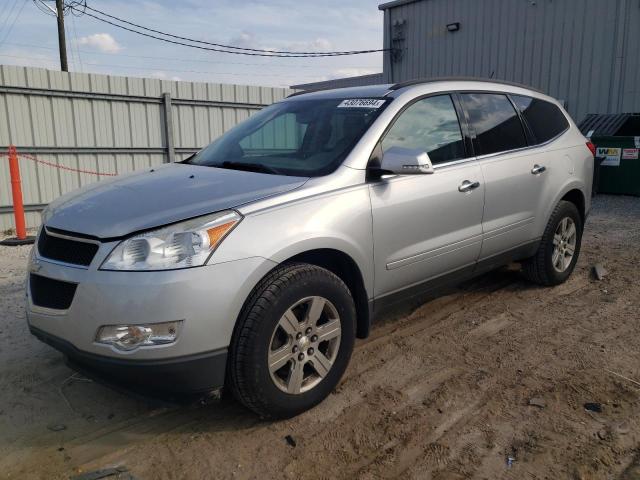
left=81, top=3, right=389, bottom=57
left=2, top=42, right=381, bottom=71
left=0, top=0, right=21, bottom=35
left=0, top=0, right=20, bottom=34
left=70, top=4, right=389, bottom=58
left=69, top=9, right=83, bottom=71
left=0, top=0, right=28, bottom=47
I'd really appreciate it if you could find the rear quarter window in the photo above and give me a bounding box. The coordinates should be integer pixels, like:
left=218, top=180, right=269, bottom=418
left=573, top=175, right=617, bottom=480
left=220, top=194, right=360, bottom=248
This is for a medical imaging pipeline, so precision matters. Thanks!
left=511, top=95, right=569, bottom=145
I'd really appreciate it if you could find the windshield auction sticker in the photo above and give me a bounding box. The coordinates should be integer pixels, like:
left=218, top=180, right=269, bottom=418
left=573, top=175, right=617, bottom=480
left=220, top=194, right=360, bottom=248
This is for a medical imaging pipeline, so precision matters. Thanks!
left=338, top=99, right=386, bottom=108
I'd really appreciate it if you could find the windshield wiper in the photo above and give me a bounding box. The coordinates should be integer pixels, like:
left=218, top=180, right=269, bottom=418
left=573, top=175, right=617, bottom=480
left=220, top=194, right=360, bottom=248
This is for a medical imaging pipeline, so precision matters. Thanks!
left=220, top=161, right=280, bottom=175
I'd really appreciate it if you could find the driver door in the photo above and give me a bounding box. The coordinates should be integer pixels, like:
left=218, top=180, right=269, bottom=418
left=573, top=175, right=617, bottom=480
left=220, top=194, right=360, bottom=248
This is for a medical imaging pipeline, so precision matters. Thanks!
left=369, top=94, right=485, bottom=299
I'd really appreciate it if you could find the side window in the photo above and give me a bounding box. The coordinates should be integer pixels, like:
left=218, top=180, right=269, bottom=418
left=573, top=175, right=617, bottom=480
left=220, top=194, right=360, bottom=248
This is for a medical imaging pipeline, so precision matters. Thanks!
left=460, top=93, right=527, bottom=156
left=381, top=95, right=465, bottom=164
left=512, top=95, right=569, bottom=144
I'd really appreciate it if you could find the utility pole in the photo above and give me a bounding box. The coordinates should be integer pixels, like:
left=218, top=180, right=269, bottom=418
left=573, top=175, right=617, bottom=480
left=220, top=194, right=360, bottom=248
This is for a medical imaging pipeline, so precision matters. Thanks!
left=55, top=0, right=68, bottom=71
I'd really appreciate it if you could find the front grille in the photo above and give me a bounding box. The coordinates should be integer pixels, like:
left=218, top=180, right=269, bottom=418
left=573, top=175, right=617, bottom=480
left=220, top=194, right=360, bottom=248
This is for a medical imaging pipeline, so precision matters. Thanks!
left=30, top=274, right=78, bottom=310
left=37, top=228, right=99, bottom=266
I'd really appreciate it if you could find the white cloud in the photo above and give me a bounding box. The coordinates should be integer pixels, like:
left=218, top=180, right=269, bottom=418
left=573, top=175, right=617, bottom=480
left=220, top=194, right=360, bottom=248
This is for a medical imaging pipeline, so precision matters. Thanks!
left=77, top=33, right=122, bottom=54
left=148, top=71, right=182, bottom=82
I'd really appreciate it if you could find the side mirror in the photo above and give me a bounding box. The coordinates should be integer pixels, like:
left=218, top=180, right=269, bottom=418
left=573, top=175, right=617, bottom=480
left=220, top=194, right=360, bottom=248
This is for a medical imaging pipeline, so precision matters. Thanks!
left=378, top=146, right=434, bottom=175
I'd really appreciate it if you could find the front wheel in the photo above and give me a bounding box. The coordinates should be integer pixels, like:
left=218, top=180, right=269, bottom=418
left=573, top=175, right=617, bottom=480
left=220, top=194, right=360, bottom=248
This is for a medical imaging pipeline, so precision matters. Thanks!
left=228, top=263, right=356, bottom=419
left=522, top=200, right=583, bottom=286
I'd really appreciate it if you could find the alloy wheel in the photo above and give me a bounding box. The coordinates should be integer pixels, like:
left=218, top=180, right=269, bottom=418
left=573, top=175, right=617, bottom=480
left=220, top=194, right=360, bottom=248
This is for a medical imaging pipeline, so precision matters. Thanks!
left=552, top=217, right=577, bottom=273
left=268, top=296, right=341, bottom=394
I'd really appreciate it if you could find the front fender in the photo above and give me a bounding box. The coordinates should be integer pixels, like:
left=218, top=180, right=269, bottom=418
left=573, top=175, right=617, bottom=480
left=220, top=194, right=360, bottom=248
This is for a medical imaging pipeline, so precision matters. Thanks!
left=211, top=185, right=375, bottom=298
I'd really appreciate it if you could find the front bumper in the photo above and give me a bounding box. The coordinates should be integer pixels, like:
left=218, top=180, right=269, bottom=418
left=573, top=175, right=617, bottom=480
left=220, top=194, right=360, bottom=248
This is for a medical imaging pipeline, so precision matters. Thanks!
left=26, top=244, right=276, bottom=392
left=31, top=325, right=227, bottom=393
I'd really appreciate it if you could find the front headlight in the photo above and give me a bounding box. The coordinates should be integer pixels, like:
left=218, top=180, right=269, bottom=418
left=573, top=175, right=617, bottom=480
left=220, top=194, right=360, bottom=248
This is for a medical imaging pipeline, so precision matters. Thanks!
left=100, top=210, right=241, bottom=271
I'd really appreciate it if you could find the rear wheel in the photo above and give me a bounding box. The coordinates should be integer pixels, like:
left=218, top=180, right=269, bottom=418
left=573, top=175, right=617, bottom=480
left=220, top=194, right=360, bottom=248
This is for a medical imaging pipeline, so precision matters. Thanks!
left=228, top=263, right=356, bottom=419
left=522, top=200, right=583, bottom=286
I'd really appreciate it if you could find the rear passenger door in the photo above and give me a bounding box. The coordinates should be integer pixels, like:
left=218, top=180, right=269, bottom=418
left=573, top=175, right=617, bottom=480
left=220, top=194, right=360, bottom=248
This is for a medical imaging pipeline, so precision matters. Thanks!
left=460, top=92, right=554, bottom=260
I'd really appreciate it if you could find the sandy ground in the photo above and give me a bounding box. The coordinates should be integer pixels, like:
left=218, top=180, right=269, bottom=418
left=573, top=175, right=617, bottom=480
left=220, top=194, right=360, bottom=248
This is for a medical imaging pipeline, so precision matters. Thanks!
left=1, top=195, right=639, bottom=480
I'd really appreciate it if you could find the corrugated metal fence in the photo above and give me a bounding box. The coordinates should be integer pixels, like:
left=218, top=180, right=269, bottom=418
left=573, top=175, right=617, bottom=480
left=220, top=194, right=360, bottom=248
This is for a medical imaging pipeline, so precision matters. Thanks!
left=0, top=65, right=292, bottom=230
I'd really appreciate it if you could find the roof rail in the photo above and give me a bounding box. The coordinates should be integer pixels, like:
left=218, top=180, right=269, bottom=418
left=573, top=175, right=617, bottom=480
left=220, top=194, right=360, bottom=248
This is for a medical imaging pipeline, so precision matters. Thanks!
left=389, top=76, right=544, bottom=94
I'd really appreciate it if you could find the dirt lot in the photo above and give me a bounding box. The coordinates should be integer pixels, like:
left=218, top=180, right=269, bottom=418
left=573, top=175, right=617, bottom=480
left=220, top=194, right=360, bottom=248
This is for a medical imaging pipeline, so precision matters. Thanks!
left=1, top=194, right=639, bottom=480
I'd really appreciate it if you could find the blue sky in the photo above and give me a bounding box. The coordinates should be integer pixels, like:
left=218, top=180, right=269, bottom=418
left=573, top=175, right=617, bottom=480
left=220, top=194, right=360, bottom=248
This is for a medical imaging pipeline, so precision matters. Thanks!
left=0, top=0, right=384, bottom=87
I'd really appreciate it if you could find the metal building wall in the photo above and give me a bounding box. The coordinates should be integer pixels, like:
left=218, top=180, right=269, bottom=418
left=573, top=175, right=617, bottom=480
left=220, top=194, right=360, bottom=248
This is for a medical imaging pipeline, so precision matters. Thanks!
left=0, top=65, right=292, bottom=231
left=380, top=0, right=640, bottom=122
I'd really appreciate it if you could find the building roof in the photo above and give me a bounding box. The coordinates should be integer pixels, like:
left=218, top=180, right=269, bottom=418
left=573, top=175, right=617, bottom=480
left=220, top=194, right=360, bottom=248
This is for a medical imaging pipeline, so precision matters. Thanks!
left=378, top=0, right=423, bottom=10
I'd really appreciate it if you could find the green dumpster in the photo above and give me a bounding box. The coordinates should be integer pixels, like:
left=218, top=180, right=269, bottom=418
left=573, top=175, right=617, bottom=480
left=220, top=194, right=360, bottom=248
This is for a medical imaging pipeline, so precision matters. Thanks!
left=578, top=113, right=640, bottom=196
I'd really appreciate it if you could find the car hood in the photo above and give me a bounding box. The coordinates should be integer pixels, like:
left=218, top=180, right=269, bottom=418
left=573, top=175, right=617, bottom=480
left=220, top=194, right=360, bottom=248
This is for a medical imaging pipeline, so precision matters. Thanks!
left=43, top=163, right=308, bottom=238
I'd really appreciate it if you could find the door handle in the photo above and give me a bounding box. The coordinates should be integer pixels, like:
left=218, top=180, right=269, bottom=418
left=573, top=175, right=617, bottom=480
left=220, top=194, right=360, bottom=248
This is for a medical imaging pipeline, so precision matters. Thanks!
left=458, top=180, right=480, bottom=193
left=531, top=164, right=547, bottom=175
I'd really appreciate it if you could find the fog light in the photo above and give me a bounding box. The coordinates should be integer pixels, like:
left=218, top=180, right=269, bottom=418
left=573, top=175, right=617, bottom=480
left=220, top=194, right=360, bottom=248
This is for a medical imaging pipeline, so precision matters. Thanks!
left=96, top=321, right=182, bottom=351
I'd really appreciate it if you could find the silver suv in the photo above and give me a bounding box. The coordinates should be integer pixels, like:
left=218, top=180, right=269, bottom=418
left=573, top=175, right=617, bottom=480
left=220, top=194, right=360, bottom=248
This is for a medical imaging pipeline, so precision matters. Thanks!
left=27, top=79, right=594, bottom=418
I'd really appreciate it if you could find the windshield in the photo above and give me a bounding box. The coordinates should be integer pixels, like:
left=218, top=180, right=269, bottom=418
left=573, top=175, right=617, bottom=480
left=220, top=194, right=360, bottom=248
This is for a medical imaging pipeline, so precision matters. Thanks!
left=187, top=98, right=389, bottom=177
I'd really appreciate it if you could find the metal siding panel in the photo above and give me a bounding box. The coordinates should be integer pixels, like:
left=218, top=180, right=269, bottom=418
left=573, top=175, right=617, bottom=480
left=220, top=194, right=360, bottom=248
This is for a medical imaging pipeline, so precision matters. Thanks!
left=171, top=104, right=181, bottom=148
left=57, top=154, right=79, bottom=197
left=1, top=65, right=27, bottom=87
left=97, top=154, right=117, bottom=178
left=92, top=101, right=114, bottom=147
left=133, top=153, right=150, bottom=171
left=36, top=153, right=60, bottom=202
left=73, top=99, right=96, bottom=147
left=89, top=73, right=110, bottom=94
left=0, top=96, right=10, bottom=145
left=19, top=150, right=40, bottom=204
left=192, top=82, right=207, bottom=101
left=177, top=105, right=196, bottom=148
left=222, top=84, right=236, bottom=103
left=143, top=78, right=160, bottom=97
left=207, top=83, right=223, bottom=101
left=129, top=103, right=149, bottom=147
left=78, top=154, right=100, bottom=186
left=194, top=106, right=210, bottom=147
left=235, top=85, right=249, bottom=104
left=146, top=104, right=162, bottom=147
left=29, top=96, right=55, bottom=147
left=25, top=67, right=50, bottom=88
left=69, top=71, right=91, bottom=92
left=222, top=107, right=236, bottom=132
left=619, top=0, right=639, bottom=113
left=6, top=95, right=34, bottom=146
left=111, top=102, right=132, bottom=147
left=108, top=75, right=128, bottom=95
left=126, top=77, right=145, bottom=96
left=115, top=155, right=135, bottom=175
left=208, top=108, right=224, bottom=139
left=0, top=151, right=11, bottom=206
left=260, top=87, right=273, bottom=104
left=47, top=70, right=70, bottom=90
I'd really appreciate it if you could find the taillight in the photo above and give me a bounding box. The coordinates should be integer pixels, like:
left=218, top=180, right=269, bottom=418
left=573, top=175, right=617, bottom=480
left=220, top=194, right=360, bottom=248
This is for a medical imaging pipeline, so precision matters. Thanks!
left=586, top=141, right=596, bottom=157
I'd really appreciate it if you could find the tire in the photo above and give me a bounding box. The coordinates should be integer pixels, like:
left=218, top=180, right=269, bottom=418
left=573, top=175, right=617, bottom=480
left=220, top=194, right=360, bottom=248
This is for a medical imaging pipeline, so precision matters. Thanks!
left=228, top=262, right=356, bottom=419
left=522, top=200, right=583, bottom=286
